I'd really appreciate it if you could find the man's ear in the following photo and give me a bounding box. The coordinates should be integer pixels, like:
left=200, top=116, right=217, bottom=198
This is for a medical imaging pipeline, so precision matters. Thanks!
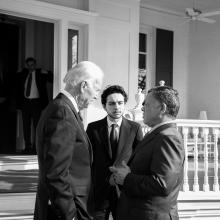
left=80, top=81, right=87, bottom=92
left=161, top=103, right=167, bottom=114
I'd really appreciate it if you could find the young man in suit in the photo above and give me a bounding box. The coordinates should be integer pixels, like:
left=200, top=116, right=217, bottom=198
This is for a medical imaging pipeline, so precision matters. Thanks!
left=86, top=85, right=143, bottom=220
left=34, top=61, right=104, bottom=220
left=16, top=57, right=53, bottom=154
left=111, top=86, right=185, bottom=220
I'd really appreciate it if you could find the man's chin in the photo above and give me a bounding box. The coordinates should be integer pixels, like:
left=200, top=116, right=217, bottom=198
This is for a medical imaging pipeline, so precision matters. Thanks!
left=111, top=114, right=122, bottom=119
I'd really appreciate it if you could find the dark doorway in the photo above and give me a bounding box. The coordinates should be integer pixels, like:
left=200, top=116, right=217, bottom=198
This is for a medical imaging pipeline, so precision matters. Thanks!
left=0, top=14, right=54, bottom=154
left=0, top=22, right=20, bottom=153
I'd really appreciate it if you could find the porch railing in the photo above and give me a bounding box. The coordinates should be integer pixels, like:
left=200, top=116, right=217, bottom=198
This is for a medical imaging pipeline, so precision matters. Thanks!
left=140, top=119, right=220, bottom=193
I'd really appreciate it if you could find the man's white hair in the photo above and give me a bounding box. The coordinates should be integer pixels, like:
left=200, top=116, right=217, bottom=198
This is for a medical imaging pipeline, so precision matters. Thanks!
left=63, top=61, right=103, bottom=87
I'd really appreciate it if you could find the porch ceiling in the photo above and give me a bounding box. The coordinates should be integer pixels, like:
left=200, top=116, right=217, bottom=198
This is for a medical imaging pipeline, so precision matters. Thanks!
left=140, top=0, right=220, bottom=16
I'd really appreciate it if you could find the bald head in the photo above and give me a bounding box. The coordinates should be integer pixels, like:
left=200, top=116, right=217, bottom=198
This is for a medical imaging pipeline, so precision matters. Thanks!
left=63, top=61, right=104, bottom=110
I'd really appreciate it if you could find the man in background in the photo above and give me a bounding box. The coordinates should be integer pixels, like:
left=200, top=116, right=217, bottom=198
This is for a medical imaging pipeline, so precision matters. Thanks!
left=111, top=86, right=185, bottom=220
left=34, top=61, right=104, bottom=220
left=16, top=57, right=53, bottom=154
left=86, top=85, right=143, bottom=220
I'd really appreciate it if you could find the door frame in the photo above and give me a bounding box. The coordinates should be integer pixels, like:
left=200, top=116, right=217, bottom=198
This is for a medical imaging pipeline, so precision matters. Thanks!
left=0, top=0, right=97, bottom=96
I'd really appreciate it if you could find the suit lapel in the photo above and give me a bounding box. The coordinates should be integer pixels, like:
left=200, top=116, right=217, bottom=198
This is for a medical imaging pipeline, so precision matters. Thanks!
left=114, top=118, right=131, bottom=164
left=99, top=117, right=112, bottom=159
left=57, top=93, right=93, bottom=164
left=128, top=122, right=177, bottom=163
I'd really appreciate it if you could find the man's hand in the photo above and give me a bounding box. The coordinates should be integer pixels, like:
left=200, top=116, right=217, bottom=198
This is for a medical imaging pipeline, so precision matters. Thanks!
left=109, top=161, right=131, bottom=185
left=109, top=174, right=116, bottom=186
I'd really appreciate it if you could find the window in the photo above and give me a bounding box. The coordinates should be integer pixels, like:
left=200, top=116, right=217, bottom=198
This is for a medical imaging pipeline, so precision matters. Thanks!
left=138, top=33, right=147, bottom=93
left=68, top=29, right=79, bottom=69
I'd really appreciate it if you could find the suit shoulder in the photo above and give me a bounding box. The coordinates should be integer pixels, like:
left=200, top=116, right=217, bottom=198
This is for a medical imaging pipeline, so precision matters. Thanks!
left=160, top=125, right=180, bottom=136
left=125, top=118, right=141, bottom=128
left=87, top=118, right=106, bottom=128
left=158, top=127, right=183, bottom=144
left=46, top=97, right=72, bottom=113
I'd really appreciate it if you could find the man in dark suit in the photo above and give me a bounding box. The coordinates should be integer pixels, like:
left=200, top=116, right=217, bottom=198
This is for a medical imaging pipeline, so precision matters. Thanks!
left=16, top=57, right=53, bottom=154
left=86, top=85, right=143, bottom=220
left=34, top=61, right=104, bottom=220
left=110, top=86, right=185, bottom=220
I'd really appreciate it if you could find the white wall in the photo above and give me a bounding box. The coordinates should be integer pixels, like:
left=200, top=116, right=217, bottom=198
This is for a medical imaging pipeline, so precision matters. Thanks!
left=87, top=0, right=140, bottom=123
left=188, top=18, right=220, bottom=120
left=140, top=6, right=190, bottom=119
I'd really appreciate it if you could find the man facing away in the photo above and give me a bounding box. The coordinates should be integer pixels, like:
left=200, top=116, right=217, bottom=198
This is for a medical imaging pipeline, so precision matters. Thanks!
left=86, top=85, right=143, bottom=220
left=110, top=86, right=185, bottom=220
left=16, top=57, right=53, bottom=154
left=34, top=61, right=104, bottom=220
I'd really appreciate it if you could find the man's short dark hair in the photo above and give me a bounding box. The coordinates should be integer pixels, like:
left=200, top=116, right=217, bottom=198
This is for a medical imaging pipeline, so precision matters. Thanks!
left=101, top=85, right=128, bottom=106
left=25, top=57, right=36, bottom=64
left=148, top=86, right=180, bottom=118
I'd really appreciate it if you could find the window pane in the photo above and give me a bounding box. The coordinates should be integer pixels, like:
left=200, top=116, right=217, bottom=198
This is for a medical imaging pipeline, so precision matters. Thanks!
left=139, top=33, right=147, bottom=52
left=138, top=69, right=146, bottom=92
left=139, top=54, right=146, bottom=69
left=68, top=29, right=78, bottom=70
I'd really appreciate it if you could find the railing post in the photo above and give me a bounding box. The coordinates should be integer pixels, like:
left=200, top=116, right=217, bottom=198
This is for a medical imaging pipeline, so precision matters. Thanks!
left=202, top=128, right=210, bottom=191
left=182, top=127, right=189, bottom=191
left=213, top=128, right=219, bottom=192
left=193, top=127, right=199, bottom=192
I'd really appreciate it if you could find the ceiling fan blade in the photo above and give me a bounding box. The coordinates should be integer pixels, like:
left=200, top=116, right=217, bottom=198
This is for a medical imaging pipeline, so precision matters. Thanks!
left=197, top=16, right=216, bottom=23
left=201, top=10, right=220, bottom=17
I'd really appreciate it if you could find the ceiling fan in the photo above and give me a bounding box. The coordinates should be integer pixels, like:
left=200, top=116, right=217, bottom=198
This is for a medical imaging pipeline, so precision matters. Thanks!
left=185, top=7, right=220, bottom=24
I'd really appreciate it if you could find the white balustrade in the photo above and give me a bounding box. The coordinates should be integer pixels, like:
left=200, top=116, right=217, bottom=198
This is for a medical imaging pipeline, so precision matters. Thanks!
left=202, top=128, right=209, bottom=191
left=192, top=127, right=199, bottom=192
left=140, top=119, right=220, bottom=193
left=213, top=128, right=219, bottom=192
left=182, top=127, right=189, bottom=191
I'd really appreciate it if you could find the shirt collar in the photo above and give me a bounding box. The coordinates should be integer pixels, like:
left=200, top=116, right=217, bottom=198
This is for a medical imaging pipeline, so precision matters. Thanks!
left=60, top=90, right=79, bottom=113
left=107, top=116, right=122, bottom=128
left=149, top=120, right=174, bottom=134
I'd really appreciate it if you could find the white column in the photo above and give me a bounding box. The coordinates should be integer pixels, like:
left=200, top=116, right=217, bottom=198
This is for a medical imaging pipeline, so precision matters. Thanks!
left=203, top=128, right=210, bottom=191
left=53, top=19, right=68, bottom=96
left=182, top=127, right=189, bottom=191
left=193, top=127, right=200, bottom=192
left=213, top=128, right=219, bottom=191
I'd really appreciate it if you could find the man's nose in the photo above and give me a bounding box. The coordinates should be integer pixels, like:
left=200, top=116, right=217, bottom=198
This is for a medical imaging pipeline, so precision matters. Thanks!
left=114, top=103, right=120, bottom=108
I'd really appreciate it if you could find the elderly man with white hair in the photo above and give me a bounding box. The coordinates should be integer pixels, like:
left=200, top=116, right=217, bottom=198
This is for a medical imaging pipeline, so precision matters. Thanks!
left=34, top=61, right=104, bottom=220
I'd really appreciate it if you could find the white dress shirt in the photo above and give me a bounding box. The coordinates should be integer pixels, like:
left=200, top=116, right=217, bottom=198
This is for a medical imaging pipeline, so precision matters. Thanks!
left=25, top=70, right=40, bottom=99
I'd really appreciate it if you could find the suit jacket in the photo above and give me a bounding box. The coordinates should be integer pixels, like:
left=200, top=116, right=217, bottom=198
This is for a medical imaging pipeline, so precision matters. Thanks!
left=34, top=93, right=93, bottom=220
left=86, top=117, right=143, bottom=210
left=117, top=123, right=185, bottom=220
left=16, top=68, right=53, bottom=109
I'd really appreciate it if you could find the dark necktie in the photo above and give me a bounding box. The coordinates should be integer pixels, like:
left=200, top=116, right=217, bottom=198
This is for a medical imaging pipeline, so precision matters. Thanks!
left=110, top=124, right=118, bottom=161
left=26, top=73, right=32, bottom=97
